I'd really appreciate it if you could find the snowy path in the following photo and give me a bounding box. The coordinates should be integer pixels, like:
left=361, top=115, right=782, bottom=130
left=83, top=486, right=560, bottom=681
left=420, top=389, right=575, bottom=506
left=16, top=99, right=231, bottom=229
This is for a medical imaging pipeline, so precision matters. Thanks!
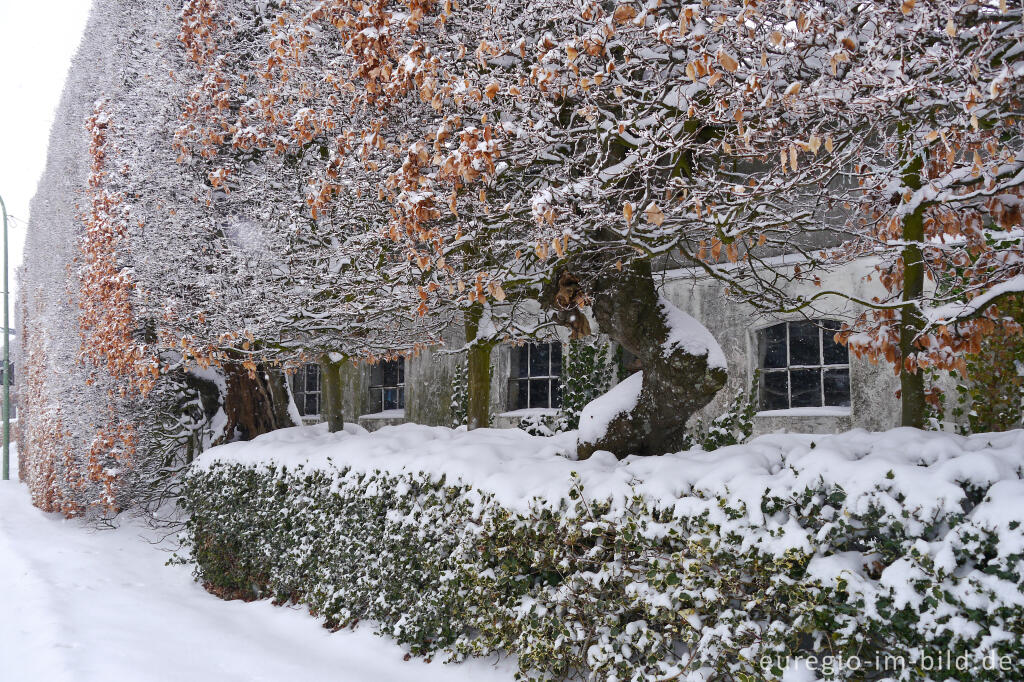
left=0, top=448, right=515, bottom=682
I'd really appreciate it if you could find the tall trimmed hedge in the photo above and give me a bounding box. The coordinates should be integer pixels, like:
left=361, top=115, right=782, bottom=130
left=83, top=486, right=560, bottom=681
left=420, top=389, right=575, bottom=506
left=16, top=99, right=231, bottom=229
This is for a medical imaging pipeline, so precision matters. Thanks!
left=179, top=457, right=1024, bottom=681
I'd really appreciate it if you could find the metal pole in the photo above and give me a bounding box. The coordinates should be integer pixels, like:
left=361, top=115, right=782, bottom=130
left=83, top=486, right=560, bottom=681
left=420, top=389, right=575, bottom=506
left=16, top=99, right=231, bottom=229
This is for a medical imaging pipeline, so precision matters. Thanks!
left=1, top=194, right=9, bottom=481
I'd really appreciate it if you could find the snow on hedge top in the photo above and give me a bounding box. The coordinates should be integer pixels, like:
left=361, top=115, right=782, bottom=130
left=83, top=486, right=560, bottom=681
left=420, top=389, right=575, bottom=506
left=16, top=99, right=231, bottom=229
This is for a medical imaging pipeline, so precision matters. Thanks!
left=577, top=371, right=642, bottom=444
left=192, top=424, right=1024, bottom=525
left=657, top=296, right=726, bottom=369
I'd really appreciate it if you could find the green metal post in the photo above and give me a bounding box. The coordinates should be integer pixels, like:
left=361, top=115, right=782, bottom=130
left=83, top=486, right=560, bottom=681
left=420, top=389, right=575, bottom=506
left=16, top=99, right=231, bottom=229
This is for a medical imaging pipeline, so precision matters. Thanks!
left=1, top=194, right=9, bottom=481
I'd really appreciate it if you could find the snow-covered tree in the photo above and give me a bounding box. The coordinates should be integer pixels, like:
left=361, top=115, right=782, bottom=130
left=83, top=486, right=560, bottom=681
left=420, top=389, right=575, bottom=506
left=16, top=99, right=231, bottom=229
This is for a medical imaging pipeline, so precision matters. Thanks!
left=644, top=0, right=1024, bottom=427
left=20, top=0, right=1024, bottom=497
left=171, top=0, right=454, bottom=427
left=175, top=0, right=739, bottom=449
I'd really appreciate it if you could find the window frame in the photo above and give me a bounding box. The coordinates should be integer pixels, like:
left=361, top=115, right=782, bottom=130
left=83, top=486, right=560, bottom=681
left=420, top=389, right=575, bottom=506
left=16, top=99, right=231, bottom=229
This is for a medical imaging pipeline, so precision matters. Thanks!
left=509, top=342, right=563, bottom=410
left=368, top=358, right=405, bottom=413
left=756, top=319, right=851, bottom=411
left=290, top=363, right=322, bottom=419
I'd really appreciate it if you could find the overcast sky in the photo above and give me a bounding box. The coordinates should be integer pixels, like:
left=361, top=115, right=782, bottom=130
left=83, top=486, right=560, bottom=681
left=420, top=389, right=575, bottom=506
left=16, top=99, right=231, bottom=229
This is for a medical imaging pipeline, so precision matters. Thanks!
left=0, top=1, right=92, bottom=321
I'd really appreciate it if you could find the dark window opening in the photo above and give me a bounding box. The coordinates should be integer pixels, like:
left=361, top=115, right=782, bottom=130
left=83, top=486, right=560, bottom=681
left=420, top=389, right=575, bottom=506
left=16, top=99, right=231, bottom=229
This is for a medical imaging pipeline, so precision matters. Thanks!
left=510, top=342, right=562, bottom=409
left=757, top=320, right=850, bottom=410
left=290, top=363, right=321, bottom=418
left=369, top=358, right=405, bottom=412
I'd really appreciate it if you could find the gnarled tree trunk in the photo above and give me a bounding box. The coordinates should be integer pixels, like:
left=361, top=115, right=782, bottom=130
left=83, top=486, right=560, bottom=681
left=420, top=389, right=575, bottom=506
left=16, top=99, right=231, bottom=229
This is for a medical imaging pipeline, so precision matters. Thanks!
left=549, top=260, right=728, bottom=458
left=221, top=362, right=294, bottom=442
left=266, top=367, right=297, bottom=429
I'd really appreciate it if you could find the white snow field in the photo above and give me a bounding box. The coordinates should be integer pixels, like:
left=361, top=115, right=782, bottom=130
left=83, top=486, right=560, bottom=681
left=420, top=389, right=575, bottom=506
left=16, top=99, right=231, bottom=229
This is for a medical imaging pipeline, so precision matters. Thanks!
left=0, top=445, right=516, bottom=682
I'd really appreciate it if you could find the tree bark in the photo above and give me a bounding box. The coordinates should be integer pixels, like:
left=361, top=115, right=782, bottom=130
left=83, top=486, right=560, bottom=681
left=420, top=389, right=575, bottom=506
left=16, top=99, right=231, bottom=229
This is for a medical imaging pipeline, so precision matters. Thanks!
left=553, top=260, right=728, bottom=458
left=220, top=361, right=293, bottom=442
left=899, top=156, right=927, bottom=429
left=318, top=356, right=345, bottom=433
left=464, top=304, right=494, bottom=430
left=265, top=367, right=297, bottom=429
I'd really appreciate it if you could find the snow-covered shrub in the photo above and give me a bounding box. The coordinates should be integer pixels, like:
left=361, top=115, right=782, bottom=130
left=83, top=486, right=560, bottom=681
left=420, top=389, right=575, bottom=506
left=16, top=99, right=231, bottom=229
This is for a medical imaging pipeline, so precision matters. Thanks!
left=517, top=412, right=568, bottom=437
left=179, top=427, right=1024, bottom=681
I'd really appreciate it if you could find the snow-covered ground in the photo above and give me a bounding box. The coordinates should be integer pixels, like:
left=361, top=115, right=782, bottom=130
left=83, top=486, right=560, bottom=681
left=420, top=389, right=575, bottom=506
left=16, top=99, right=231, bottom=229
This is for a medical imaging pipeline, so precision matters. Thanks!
left=0, top=445, right=515, bottom=682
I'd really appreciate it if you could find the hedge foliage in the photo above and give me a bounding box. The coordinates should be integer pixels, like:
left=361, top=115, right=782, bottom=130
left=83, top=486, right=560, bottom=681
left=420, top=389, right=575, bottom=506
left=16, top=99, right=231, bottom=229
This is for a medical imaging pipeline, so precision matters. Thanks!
left=179, top=456, right=1024, bottom=681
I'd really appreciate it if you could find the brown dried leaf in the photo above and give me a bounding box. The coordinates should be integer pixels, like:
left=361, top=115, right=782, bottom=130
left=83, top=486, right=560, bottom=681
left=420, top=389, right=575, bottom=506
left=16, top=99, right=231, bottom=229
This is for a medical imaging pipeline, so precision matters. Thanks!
left=613, top=4, right=637, bottom=23
left=718, top=50, right=739, bottom=73
left=645, top=202, right=665, bottom=226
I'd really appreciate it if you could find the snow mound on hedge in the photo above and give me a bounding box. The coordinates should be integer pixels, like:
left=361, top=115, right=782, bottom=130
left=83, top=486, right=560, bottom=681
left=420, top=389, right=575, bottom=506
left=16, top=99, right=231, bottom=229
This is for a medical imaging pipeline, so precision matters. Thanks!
left=193, top=424, right=1024, bottom=518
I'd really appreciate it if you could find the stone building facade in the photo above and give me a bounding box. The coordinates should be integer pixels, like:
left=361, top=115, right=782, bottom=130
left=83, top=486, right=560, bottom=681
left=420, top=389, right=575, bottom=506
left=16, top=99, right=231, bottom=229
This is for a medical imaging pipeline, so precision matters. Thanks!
left=291, top=256, right=922, bottom=437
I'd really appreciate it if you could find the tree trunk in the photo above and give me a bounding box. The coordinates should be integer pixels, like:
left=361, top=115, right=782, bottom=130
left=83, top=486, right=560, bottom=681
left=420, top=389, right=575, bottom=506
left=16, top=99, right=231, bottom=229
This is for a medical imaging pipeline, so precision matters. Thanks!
left=265, top=367, right=297, bottom=429
left=564, top=260, right=728, bottom=458
left=221, top=361, right=291, bottom=442
left=318, top=356, right=345, bottom=433
left=899, top=156, right=927, bottom=429
left=464, top=304, right=494, bottom=430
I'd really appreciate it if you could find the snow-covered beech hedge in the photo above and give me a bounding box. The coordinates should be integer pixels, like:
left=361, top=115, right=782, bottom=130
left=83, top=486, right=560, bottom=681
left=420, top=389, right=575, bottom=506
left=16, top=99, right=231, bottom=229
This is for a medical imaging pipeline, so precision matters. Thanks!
left=179, top=426, right=1024, bottom=681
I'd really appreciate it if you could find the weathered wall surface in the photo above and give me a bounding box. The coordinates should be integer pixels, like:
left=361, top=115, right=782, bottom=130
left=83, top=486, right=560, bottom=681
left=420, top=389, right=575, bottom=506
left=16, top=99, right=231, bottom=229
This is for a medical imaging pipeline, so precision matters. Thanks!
left=339, top=360, right=370, bottom=423
left=333, top=256, right=949, bottom=437
left=405, top=323, right=463, bottom=427
left=660, top=258, right=904, bottom=435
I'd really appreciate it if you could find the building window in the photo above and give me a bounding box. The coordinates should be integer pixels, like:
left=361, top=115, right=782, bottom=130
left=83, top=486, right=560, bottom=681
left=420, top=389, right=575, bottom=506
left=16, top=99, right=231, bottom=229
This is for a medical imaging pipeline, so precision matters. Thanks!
left=369, top=358, right=405, bottom=412
left=291, top=363, right=321, bottom=418
left=758, top=320, right=850, bottom=410
left=510, top=342, right=562, bottom=409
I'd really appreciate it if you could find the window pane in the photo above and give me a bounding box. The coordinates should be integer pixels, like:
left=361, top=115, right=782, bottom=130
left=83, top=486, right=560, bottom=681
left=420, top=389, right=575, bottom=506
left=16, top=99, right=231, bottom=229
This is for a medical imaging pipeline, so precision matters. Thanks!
left=515, top=379, right=528, bottom=409
left=550, top=343, right=562, bottom=376
left=820, top=320, right=849, bottom=365
left=760, top=324, right=787, bottom=369
left=370, top=387, right=382, bottom=413
left=824, top=369, right=851, bottom=407
left=529, top=378, right=550, bottom=408
left=304, top=393, right=319, bottom=417
left=762, top=371, right=789, bottom=410
left=790, top=368, right=823, bottom=408
left=370, top=363, right=383, bottom=386
left=516, top=347, right=528, bottom=378
left=306, top=364, right=320, bottom=392
left=789, top=322, right=820, bottom=366
left=551, top=379, right=562, bottom=408
left=398, top=359, right=405, bottom=384
left=397, top=386, right=405, bottom=410
left=383, top=387, right=400, bottom=411
left=530, top=343, right=550, bottom=377
left=381, top=360, right=398, bottom=387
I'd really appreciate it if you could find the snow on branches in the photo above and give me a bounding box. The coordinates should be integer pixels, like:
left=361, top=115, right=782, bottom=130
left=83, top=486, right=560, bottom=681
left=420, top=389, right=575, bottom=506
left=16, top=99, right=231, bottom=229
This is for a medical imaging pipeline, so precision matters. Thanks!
left=16, top=0, right=1024, bottom=513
